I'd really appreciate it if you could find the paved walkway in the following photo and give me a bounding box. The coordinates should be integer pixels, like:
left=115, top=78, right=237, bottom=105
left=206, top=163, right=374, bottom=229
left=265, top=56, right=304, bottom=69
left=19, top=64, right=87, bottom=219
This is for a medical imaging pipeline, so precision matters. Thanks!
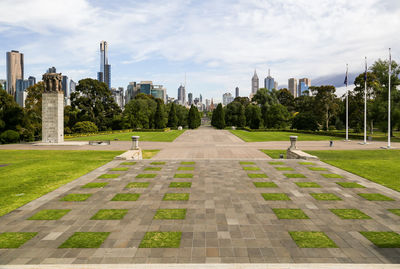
left=0, top=159, right=399, bottom=265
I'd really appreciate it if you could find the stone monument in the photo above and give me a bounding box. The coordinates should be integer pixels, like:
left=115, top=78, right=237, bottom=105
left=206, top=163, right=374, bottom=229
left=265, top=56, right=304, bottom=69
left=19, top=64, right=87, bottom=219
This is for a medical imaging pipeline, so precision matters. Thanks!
left=42, top=72, right=64, bottom=143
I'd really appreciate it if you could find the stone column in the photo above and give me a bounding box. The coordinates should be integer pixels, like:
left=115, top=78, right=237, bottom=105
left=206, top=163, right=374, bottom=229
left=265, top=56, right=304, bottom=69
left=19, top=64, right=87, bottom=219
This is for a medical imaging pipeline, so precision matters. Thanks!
left=289, top=136, right=298, bottom=150
left=131, top=136, right=140, bottom=150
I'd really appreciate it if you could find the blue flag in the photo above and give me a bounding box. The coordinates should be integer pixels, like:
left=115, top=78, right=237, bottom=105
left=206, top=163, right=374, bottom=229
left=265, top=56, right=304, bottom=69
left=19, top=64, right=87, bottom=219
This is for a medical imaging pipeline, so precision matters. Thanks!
left=344, top=66, right=348, bottom=86
left=364, top=57, right=367, bottom=81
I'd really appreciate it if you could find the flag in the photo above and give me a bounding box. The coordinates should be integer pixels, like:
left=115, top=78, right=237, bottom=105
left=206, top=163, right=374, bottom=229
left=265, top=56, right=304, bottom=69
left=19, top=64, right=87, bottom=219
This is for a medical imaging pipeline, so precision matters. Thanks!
left=344, top=65, right=348, bottom=86
left=389, top=48, right=392, bottom=75
left=364, top=57, right=367, bottom=81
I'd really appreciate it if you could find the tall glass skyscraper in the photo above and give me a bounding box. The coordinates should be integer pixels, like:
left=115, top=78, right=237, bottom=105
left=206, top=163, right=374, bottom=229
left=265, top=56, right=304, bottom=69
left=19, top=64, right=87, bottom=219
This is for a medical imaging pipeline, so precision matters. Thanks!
left=264, top=69, right=275, bottom=90
left=97, top=41, right=111, bottom=89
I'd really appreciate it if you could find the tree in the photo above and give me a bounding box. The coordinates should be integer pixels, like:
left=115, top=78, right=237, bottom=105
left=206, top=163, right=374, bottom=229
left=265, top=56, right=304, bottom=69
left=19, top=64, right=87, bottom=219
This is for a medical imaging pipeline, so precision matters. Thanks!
left=277, top=88, right=295, bottom=112
left=154, top=99, right=166, bottom=129
left=224, top=101, right=242, bottom=127
left=72, top=121, right=98, bottom=133
left=245, top=104, right=261, bottom=129
left=70, top=78, right=121, bottom=131
left=212, top=103, right=225, bottom=129
left=238, top=104, right=246, bottom=127
left=252, top=88, right=278, bottom=106
left=0, top=89, right=26, bottom=138
left=167, top=103, right=178, bottom=128
left=263, top=103, right=291, bottom=129
left=312, top=85, right=339, bottom=130
left=123, top=96, right=157, bottom=129
left=292, top=112, right=319, bottom=131
left=188, top=105, right=201, bottom=129
left=233, top=96, right=250, bottom=106
left=25, top=82, right=45, bottom=139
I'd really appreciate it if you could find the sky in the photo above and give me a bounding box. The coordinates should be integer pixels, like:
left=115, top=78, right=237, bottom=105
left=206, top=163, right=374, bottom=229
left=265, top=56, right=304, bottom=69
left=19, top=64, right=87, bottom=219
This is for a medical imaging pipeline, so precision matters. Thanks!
left=0, top=0, right=399, bottom=100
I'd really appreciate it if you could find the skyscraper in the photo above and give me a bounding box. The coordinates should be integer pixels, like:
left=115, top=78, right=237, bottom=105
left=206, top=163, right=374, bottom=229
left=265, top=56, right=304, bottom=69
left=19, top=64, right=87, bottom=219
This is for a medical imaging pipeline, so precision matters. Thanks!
left=188, top=93, right=193, bottom=106
left=47, top=66, right=56, bottom=73
left=251, top=70, right=259, bottom=94
left=264, top=69, right=275, bottom=90
left=97, top=41, right=111, bottom=89
left=299, top=78, right=311, bottom=87
left=288, top=78, right=298, bottom=98
left=235, top=87, right=239, bottom=98
left=177, top=85, right=186, bottom=105
left=6, top=50, right=24, bottom=98
left=199, top=94, right=202, bottom=103
left=222, top=92, right=234, bottom=106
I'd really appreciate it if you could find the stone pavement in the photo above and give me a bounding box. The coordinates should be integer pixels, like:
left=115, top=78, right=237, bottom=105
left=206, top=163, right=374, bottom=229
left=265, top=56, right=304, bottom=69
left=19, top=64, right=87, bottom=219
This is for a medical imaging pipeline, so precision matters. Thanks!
left=0, top=159, right=399, bottom=265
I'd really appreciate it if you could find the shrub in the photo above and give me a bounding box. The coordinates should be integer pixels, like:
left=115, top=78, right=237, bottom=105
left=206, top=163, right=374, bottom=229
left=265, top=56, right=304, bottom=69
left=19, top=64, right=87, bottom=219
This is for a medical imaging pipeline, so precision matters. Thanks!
left=0, top=130, right=20, bottom=144
left=72, top=121, right=98, bottom=133
left=292, top=112, right=319, bottom=131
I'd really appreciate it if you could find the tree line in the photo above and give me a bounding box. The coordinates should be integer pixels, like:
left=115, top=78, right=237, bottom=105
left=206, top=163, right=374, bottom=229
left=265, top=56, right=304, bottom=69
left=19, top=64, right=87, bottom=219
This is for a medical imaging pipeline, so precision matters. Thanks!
left=211, top=59, right=400, bottom=135
left=0, top=78, right=201, bottom=143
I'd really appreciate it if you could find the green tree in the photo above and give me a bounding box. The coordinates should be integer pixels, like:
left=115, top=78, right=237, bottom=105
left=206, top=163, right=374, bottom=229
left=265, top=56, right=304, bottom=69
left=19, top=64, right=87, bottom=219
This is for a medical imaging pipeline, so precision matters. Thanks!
left=167, top=103, right=178, bottom=128
left=277, top=88, right=295, bottom=112
left=188, top=105, right=201, bottom=129
left=72, top=121, right=98, bottom=133
left=238, top=104, right=246, bottom=127
left=123, top=96, right=157, bottom=129
left=292, top=112, right=319, bottom=131
left=312, top=85, right=339, bottom=130
left=263, top=103, right=291, bottom=129
left=213, top=103, right=225, bottom=129
left=224, top=101, right=242, bottom=127
left=252, top=88, right=278, bottom=106
left=245, top=104, right=261, bottom=129
left=154, top=99, right=166, bottom=129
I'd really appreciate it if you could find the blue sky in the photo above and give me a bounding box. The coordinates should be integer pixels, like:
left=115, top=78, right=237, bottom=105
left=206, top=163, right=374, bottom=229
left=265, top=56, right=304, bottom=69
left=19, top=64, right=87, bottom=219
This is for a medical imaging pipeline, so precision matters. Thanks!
left=0, top=0, right=399, bottom=100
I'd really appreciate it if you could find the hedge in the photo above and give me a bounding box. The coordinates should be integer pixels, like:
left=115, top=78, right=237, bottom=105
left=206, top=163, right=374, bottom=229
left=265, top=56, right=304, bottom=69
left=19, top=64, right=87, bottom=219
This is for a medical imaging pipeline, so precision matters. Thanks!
left=65, top=128, right=171, bottom=139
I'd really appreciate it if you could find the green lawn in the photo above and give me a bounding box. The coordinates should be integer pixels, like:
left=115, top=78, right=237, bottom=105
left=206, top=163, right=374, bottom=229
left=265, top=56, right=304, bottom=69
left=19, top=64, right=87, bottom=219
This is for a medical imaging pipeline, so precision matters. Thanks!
left=0, top=150, right=121, bottom=217
left=261, top=150, right=286, bottom=159
left=306, top=150, right=400, bottom=192
left=67, top=130, right=185, bottom=142
left=230, top=130, right=339, bottom=142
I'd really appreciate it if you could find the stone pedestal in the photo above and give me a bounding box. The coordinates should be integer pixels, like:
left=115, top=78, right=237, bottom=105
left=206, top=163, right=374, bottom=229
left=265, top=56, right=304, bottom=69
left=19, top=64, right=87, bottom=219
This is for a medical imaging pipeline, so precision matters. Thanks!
left=42, top=92, right=64, bottom=143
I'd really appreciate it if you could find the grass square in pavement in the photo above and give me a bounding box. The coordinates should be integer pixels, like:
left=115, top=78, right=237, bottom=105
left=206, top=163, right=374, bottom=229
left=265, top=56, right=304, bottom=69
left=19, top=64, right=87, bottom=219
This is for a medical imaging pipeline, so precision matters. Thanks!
left=260, top=149, right=286, bottom=159
left=243, top=166, right=261, bottom=171
left=0, top=232, right=37, bottom=248
left=169, top=182, right=192, bottom=188
left=261, top=193, right=290, bottom=201
left=59, top=232, right=110, bottom=248
left=311, top=193, right=341, bottom=201
left=181, top=161, right=195, bottom=165
left=388, top=209, right=400, bottom=216
left=248, top=173, right=268, bottom=178
left=284, top=173, right=306, bottom=178
left=299, top=162, right=316, bottom=165
left=275, top=167, right=295, bottom=171
left=150, top=161, right=165, bottom=165
left=358, top=193, right=394, bottom=201
left=110, top=167, right=129, bottom=172
left=144, top=167, right=162, bottom=171
left=121, top=162, right=136, bottom=165
left=111, top=193, right=140, bottom=201
left=336, top=182, right=365, bottom=188
left=174, top=174, right=193, bottom=178
left=253, top=182, right=278, bottom=188
left=143, top=150, right=160, bottom=159
left=98, top=174, right=120, bottom=179
left=136, top=174, right=157, bottom=178
left=360, top=231, right=400, bottom=248
left=154, top=209, right=187, bottom=219
left=308, top=167, right=328, bottom=171
left=125, top=182, right=150, bottom=188
left=330, top=209, right=371, bottom=219
left=295, top=182, right=321, bottom=188
left=163, top=193, right=189, bottom=201
left=321, top=174, right=344, bottom=179
left=28, top=209, right=71, bottom=220
left=61, top=194, right=92, bottom=202
left=178, top=167, right=194, bottom=171
left=91, top=209, right=128, bottom=220
left=239, top=161, right=255, bottom=165
left=289, top=231, right=337, bottom=248
left=269, top=161, right=285, bottom=165
left=82, top=182, right=108, bottom=188
left=273, top=208, right=309, bottom=219
left=139, top=232, right=182, bottom=248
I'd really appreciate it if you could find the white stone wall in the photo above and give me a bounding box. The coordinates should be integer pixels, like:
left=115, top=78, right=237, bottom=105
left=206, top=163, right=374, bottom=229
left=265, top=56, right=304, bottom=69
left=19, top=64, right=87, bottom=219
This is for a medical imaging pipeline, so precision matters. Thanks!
left=42, top=92, right=64, bottom=143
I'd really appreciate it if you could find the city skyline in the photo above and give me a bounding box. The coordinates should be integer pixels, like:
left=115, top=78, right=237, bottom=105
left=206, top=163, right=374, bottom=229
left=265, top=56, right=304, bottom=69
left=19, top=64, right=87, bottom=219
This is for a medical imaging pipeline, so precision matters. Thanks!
left=0, top=0, right=399, bottom=100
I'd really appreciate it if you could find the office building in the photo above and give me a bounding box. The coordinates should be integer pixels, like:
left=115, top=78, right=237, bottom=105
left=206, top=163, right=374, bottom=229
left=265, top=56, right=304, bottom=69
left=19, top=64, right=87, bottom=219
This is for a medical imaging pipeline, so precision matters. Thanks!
left=47, top=66, right=56, bottom=73
left=222, top=92, right=234, bottom=106
left=111, top=87, right=124, bottom=109
left=274, top=81, right=278, bottom=89
left=97, top=41, right=111, bottom=89
left=6, top=50, right=24, bottom=98
left=235, top=87, right=239, bottom=98
left=299, top=78, right=311, bottom=87
left=15, top=76, right=35, bottom=107
left=298, top=81, right=309, bottom=96
left=188, top=93, right=193, bottom=106
left=251, top=70, right=259, bottom=94
left=264, top=69, right=275, bottom=90
left=177, top=85, right=186, bottom=105
left=288, top=78, right=298, bottom=98
left=199, top=94, right=203, bottom=103
left=125, top=82, right=139, bottom=103
left=125, top=81, right=166, bottom=103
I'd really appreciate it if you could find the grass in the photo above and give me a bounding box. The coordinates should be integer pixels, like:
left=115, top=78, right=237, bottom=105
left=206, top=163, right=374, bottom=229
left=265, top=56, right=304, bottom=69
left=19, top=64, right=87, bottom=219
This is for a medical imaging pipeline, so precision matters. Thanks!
left=330, top=209, right=371, bottom=219
left=388, top=209, right=400, bottom=217
left=177, top=167, right=194, bottom=171
left=230, top=130, right=339, bottom=142
left=295, top=182, right=321, bottom=188
left=59, top=232, right=110, bottom=248
left=90, top=209, right=128, bottom=220
left=110, top=167, right=129, bottom=172
left=269, top=161, right=285, bottom=165
left=144, top=167, right=162, bottom=171
left=82, top=182, right=108, bottom=188
left=357, top=193, right=394, bottom=201
left=239, top=161, right=255, bottom=165
left=125, top=182, right=150, bottom=188
left=321, top=174, right=344, bottom=179
left=111, top=193, right=140, bottom=201
left=60, top=193, right=92, bottom=202
left=136, top=174, right=157, bottom=178
left=154, top=209, right=187, bottom=220
left=67, top=130, right=185, bottom=142
left=243, top=166, right=261, bottom=171
left=289, top=231, right=337, bottom=248
left=169, top=182, right=192, bottom=188
left=163, top=193, right=189, bottom=201
left=174, top=174, right=193, bottom=178
left=284, top=173, right=306, bottom=178
left=253, top=182, right=278, bottom=188
left=307, top=167, right=328, bottom=171
left=275, top=167, right=294, bottom=171
left=28, top=209, right=71, bottom=220
left=273, top=208, right=309, bottom=219
left=139, top=232, right=182, bottom=248
left=336, top=182, right=365, bottom=188
left=260, top=150, right=286, bottom=159
left=121, top=162, right=136, bottom=165
left=181, top=161, right=195, bottom=165
left=142, top=150, right=160, bottom=159
left=299, top=162, right=316, bottom=165
left=360, top=231, right=400, bottom=248
left=311, top=193, right=341, bottom=201
left=0, top=150, right=122, bottom=217
left=247, top=173, right=268, bottom=178
left=98, top=174, right=120, bottom=179
left=306, top=150, right=400, bottom=192
left=261, top=193, right=290, bottom=201
left=150, top=161, right=166, bottom=165
left=0, top=232, right=37, bottom=248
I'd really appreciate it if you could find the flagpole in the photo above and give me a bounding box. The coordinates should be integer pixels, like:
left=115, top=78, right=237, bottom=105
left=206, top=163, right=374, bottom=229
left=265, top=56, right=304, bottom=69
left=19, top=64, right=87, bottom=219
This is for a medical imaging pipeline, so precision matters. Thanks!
left=364, top=57, right=367, bottom=144
left=388, top=48, right=391, bottom=148
left=345, top=64, right=349, bottom=141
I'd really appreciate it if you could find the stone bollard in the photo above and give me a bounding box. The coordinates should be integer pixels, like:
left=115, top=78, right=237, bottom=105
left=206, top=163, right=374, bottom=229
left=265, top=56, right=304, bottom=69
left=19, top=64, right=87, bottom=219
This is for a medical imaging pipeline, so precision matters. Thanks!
left=131, top=136, right=140, bottom=150
left=289, top=136, right=298, bottom=150
left=178, top=126, right=183, bottom=130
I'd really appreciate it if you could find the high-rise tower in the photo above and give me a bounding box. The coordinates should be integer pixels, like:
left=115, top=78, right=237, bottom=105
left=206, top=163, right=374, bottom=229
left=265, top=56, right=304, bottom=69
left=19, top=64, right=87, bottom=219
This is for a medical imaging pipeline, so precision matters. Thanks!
left=6, top=50, right=24, bottom=98
left=264, top=69, right=275, bottom=90
left=251, top=70, right=259, bottom=94
left=97, top=41, right=111, bottom=89
left=288, top=78, right=298, bottom=98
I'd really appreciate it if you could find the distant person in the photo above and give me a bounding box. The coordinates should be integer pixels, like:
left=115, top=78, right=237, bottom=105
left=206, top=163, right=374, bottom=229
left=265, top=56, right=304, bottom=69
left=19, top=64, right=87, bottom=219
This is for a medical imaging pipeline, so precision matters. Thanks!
left=329, top=140, right=333, bottom=147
